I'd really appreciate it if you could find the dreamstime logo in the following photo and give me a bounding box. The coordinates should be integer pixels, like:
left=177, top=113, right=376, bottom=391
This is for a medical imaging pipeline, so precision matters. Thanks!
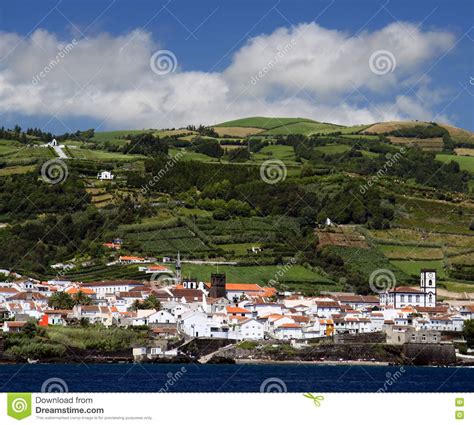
left=158, top=367, right=187, bottom=392
left=369, top=268, right=396, bottom=293
left=377, top=367, right=405, bottom=392
left=268, top=256, right=298, bottom=286
left=260, top=377, right=287, bottom=392
left=250, top=38, right=297, bottom=85
left=141, top=150, right=186, bottom=194
left=41, top=159, right=68, bottom=184
left=260, top=159, right=287, bottom=184
left=32, top=38, right=78, bottom=85
left=369, top=50, right=396, bottom=75
left=359, top=147, right=406, bottom=194
left=7, top=393, right=32, bottom=420
left=150, top=273, right=177, bottom=290
left=150, top=49, right=178, bottom=75
left=41, top=377, right=69, bottom=393
left=11, top=398, right=28, bottom=413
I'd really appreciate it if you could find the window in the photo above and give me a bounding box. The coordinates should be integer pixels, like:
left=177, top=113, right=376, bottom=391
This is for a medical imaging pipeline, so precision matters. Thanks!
left=401, top=295, right=405, bottom=302
left=422, top=334, right=426, bottom=342
left=408, top=295, right=412, bottom=302
left=411, top=334, right=416, bottom=342
left=416, top=295, right=420, bottom=303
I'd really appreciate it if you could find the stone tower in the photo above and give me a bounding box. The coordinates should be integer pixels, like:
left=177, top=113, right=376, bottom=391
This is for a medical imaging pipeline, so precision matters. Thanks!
left=209, top=273, right=226, bottom=299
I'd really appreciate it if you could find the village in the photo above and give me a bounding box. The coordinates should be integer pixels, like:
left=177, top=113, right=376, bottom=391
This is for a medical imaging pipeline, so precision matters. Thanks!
left=0, top=251, right=473, bottom=365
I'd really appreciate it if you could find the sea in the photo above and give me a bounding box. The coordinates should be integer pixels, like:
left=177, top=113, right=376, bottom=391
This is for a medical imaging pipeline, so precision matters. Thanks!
left=0, top=364, right=473, bottom=392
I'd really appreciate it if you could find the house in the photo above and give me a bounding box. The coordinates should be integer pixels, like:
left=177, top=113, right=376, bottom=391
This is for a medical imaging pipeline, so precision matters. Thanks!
left=2, top=321, right=28, bottom=333
left=40, top=310, right=72, bottom=325
left=81, top=280, right=142, bottom=296
left=179, top=311, right=210, bottom=338
left=225, top=283, right=276, bottom=301
left=460, top=305, right=474, bottom=320
left=152, top=326, right=178, bottom=339
left=229, top=318, right=264, bottom=340
left=315, top=301, right=341, bottom=318
left=386, top=326, right=441, bottom=345
left=65, top=287, right=96, bottom=298
left=140, top=264, right=173, bottom=274
left=0, top=286, right=19, bottom=302
left=226, top=306, right=252, bottom=318
left=147, top=310, right=176, bottom=324
left=118, top=256, right=147, bottom=264
left=274, top=323, right=304, bottom=340
left=97, top=170, right=114, bottom=180
left=103, top=242, right=121, bottom=250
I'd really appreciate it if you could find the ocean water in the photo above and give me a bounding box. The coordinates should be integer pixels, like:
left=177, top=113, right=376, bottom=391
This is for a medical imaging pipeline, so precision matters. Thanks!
left=0, top=364, right=472, bottom=392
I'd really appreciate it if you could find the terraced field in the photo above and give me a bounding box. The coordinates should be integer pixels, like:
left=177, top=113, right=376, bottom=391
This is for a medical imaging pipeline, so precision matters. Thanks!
left=394, top=197, right=474, bottom=234
left=213, top=127, right=263, bottom=137
left=388, top=136, right=444, bottom=151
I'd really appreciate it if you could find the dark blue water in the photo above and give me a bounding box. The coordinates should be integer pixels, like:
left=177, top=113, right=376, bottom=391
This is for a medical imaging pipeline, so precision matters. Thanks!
left=0, top=364, right=472, bottom=392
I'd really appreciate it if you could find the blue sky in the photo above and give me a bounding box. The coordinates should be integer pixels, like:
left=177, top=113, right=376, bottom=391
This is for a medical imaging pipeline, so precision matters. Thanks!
left=0, top=0, right=472, bottom=133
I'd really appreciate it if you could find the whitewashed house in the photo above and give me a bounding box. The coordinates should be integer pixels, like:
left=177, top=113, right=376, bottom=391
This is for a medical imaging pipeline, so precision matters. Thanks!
left=97, top=170, right=114, bottom=180
left=229, top=318, right=264, bottom=340
left=274, top=323, right=303, bottom=340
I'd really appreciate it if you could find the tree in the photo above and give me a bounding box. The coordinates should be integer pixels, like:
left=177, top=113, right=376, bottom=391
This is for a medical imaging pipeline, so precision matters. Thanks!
left=463, top=319, right=474, bottom=348
left=142, top=294, right=161, bottom=310
left=130, top=299, right=142, bottom=312
left=48, top=292, right=75, bottom=310
left=73, top=291, right=92, bottom=306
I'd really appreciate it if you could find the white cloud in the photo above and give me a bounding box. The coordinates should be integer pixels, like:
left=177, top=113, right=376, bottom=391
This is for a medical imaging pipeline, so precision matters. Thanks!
left=0, top=22, right=456, bottom=130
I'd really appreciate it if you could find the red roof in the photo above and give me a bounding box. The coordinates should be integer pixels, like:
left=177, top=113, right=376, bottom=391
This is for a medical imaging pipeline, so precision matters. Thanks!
left=226, top=283, right=262, bottom=292
left=278, top=323, right=301, bottom=329
left=390, top=286, right=422, bottom=294
left=226, top=306, right=251, bottom=314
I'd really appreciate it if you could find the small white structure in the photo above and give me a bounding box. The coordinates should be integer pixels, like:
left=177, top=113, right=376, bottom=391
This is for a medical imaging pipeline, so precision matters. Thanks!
left=48, top=139, right=58, bottom=147
left=97, top=170, right=114, bottom=180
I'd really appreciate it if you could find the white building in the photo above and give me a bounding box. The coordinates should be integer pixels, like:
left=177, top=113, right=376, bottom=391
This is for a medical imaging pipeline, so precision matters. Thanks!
left=380, top=270, right=437, bottom=308
left=97, top=170, right=114, bottom=180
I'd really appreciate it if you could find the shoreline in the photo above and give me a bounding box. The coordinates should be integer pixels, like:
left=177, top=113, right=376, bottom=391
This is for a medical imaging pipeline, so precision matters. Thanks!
left=235, top=359, right=390, bottom=366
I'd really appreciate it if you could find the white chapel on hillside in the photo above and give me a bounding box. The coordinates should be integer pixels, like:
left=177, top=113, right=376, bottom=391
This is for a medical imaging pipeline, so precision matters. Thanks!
left=97, top=170, right=114, bottom=180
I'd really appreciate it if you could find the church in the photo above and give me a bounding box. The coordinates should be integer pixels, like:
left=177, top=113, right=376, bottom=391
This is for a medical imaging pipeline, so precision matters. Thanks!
left=380, top=269, right=436, bottom=308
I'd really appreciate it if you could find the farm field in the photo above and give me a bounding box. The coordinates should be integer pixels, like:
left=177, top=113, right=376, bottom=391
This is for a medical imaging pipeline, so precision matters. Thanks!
left=388, top=136, right=444, bottom=151
left=259, top=121, right=343, bottom=136
left=252, top=145, right=298, bottom=163
left=168, top=148, right=219, bottom=162
left=214, top=117, right=316, bottom=129
left=367, top=228, right=474, bottom=248
left=0, top=143, right=55, bottom=164
left=92, top=129, right=154, bottom=143
left=394, top=196, right=474, bottom=234
left=327, top=246, right=411, bottom=282
left=314, top=144, right=351, bottom=154
left=0, top=164, right=37, bottom=176
left=390, top=259, right=446, bottom=278
left=378, top=244, right=444, bottom=260
left=455, top=148, right=474, bottom=156
left=213, top=127, right=263, bottom=137
left=69, top=147, right=146, bottom=162
left=168, top=263, right=334, bottom=286
left=436, top=153, right=474, bottom=172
